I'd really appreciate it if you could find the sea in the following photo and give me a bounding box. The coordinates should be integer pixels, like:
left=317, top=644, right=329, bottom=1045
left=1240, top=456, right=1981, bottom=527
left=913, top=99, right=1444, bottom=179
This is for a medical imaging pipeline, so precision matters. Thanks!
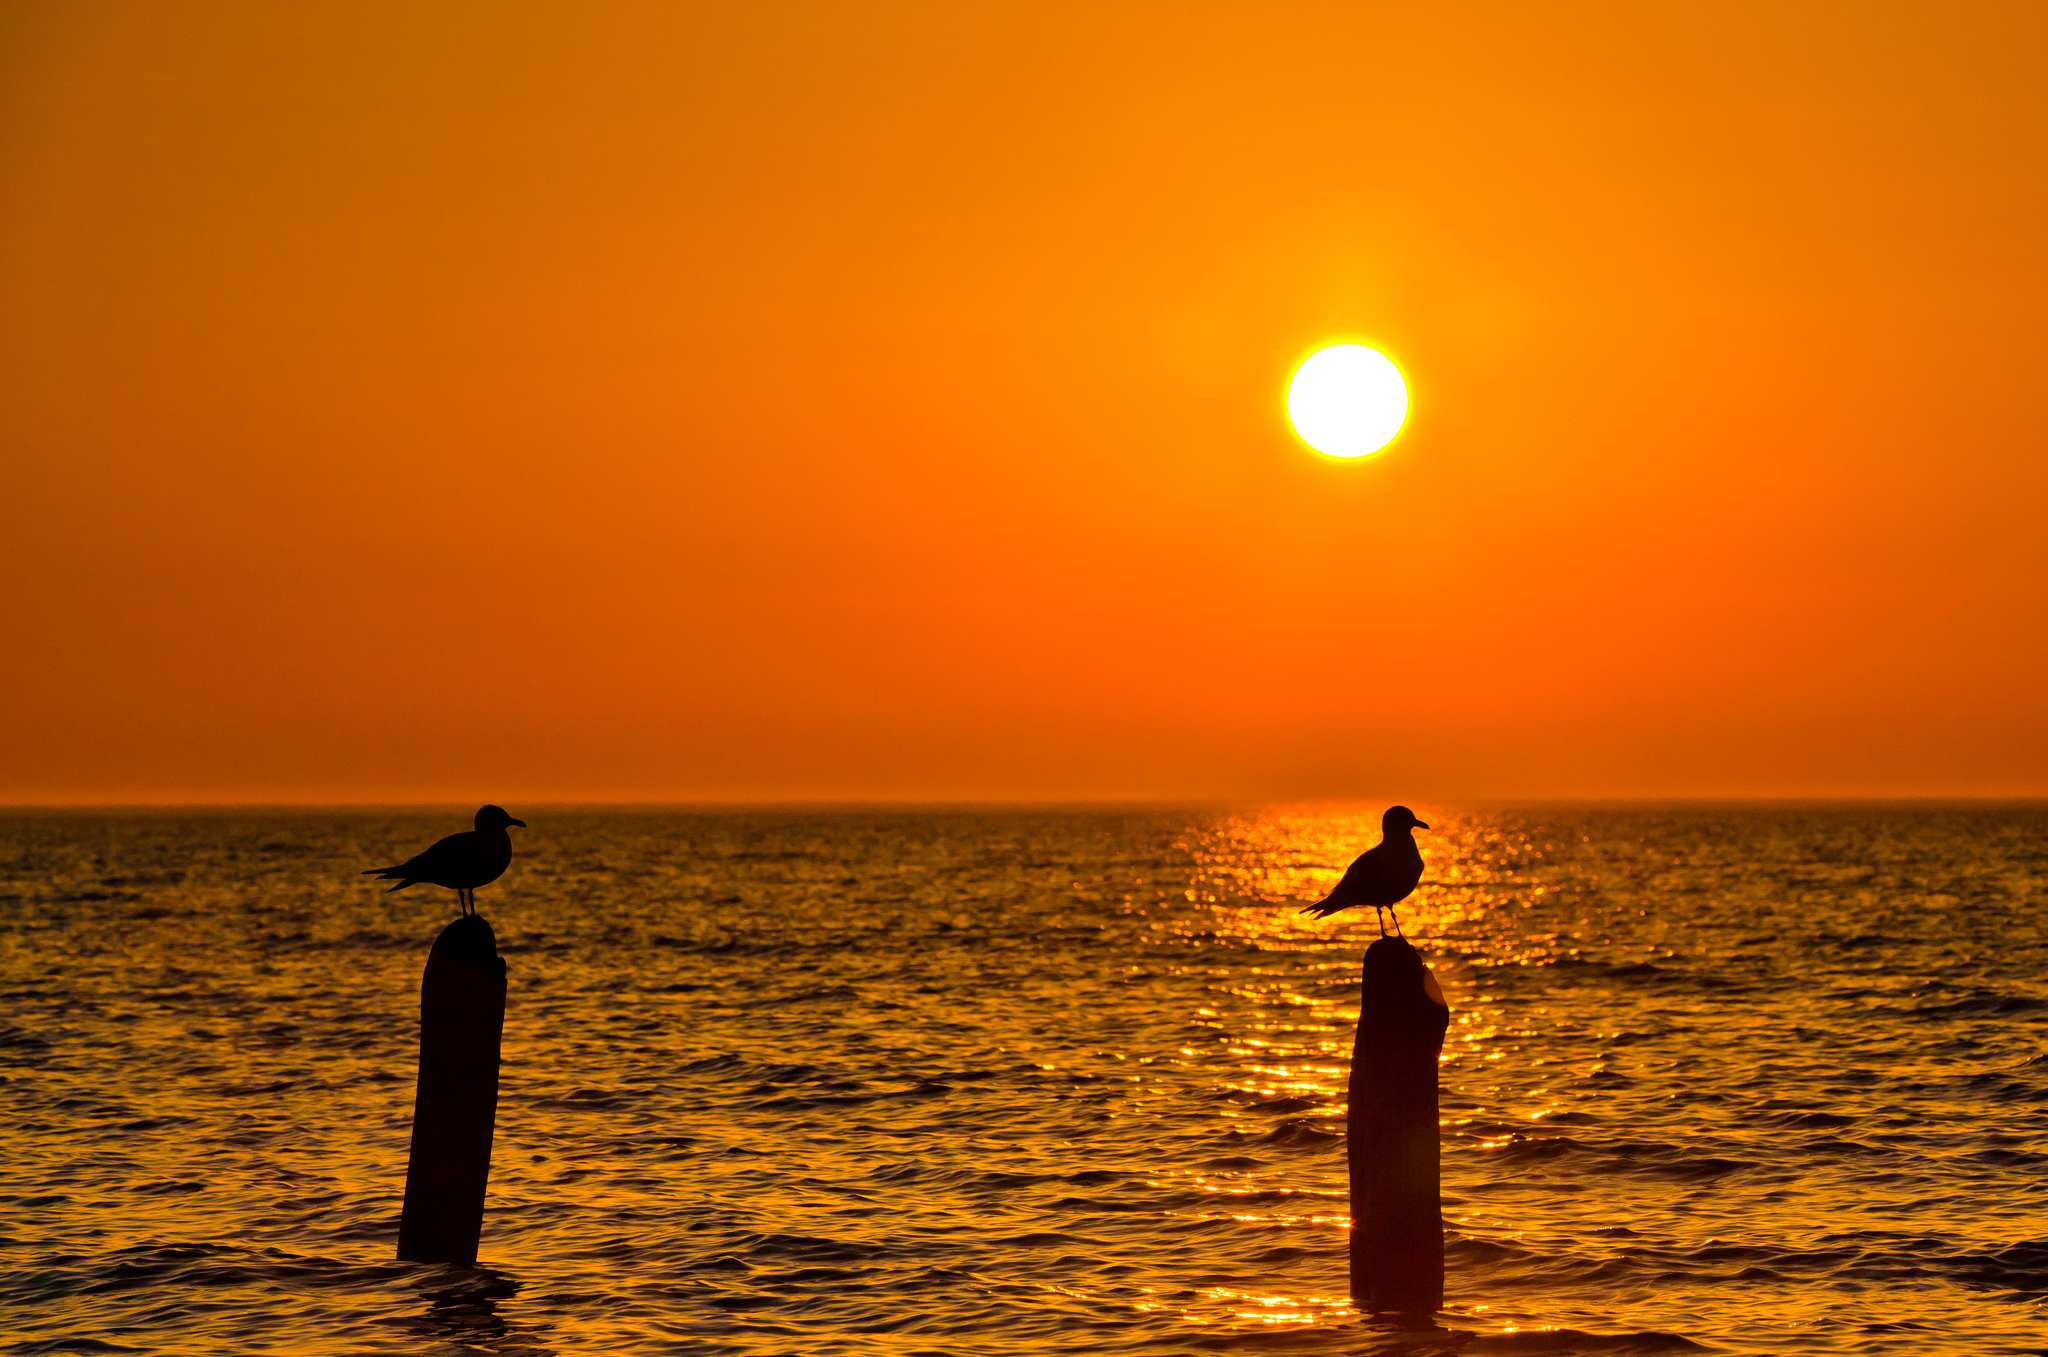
left=2, top=804, right=2044, bottom=1355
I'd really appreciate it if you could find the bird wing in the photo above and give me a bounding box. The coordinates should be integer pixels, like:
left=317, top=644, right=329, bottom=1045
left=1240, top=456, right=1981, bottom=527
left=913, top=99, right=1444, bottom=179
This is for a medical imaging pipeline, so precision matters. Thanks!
left=1299, top=841, right=1427, bottom=917
left=1299, top=844, right=1386, bottom=917
left=362, top=830, right=474, bottom=885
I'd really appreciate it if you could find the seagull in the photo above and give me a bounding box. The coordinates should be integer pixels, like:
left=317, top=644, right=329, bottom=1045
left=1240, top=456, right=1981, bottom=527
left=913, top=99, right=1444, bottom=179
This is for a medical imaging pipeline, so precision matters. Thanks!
left=1299, top=805, right=1430, bottom=937
left=362, top=805, right=526, bottom=917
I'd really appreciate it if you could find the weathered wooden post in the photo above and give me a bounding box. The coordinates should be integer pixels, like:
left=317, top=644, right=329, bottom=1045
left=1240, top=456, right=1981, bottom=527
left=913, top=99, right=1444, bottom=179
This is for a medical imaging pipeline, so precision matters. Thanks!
left=397, top=914, right=507, bottom=1263
left=1348, top=936, right=1450, bottom=1313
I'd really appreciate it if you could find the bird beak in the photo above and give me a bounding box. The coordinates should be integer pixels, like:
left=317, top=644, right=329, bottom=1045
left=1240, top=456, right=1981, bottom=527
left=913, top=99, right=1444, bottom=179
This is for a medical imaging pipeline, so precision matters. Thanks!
left=509, top=818, right=527, bottom=828
left=1414, top=819, right=1430, bottom=830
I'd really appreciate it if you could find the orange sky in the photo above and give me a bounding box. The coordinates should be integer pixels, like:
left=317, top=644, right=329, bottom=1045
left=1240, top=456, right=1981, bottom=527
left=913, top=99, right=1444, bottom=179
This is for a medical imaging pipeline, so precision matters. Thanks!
left=3, top=2, right=2044, bottom=804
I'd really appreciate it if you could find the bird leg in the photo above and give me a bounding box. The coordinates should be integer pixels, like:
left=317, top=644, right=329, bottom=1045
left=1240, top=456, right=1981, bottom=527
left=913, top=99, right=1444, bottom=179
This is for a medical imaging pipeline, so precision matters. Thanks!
left=1389, top=906, right=1405, bottom=939
left=1374, top=905, right=1387, bottom=938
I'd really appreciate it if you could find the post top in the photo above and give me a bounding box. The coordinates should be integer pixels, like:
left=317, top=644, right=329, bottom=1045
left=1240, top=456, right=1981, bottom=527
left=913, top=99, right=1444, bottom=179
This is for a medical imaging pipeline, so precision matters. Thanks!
left=1363, top=935, right=1448, bottom=1011
left=428, top=913, right=499, bottom=966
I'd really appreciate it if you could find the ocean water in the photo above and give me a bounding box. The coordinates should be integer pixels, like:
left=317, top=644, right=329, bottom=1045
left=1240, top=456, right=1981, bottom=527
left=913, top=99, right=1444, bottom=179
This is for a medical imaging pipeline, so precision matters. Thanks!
left=2, top=804, right=2045, bottom=1356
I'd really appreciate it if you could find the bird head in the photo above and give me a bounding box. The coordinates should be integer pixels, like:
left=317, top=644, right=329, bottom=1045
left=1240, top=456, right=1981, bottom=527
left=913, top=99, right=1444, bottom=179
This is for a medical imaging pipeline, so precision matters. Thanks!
left=1383, top=804, right=1429, bottom=833
left=475, top=805, right=527, bottom=830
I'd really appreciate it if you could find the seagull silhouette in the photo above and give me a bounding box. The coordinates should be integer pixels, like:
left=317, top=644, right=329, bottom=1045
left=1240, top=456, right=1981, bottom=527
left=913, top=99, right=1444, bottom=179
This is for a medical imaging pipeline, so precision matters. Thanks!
left=1300, top=805, right=1430, bottom=936
left=363, top=805, right=526, bottom=917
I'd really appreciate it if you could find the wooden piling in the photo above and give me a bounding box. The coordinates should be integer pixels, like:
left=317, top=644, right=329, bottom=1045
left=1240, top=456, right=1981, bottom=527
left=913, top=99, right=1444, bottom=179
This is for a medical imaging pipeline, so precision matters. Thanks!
left=1348, top=936, right=1450, bottom=1314
left=397, top=914, right=507, bottom=1264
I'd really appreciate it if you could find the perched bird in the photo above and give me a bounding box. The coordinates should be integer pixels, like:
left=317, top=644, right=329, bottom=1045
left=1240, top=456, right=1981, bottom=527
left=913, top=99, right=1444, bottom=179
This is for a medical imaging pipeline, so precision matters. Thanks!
left=363, top=805, right=526, bottom=917
left=1300, top=805, right=1430, bottom=936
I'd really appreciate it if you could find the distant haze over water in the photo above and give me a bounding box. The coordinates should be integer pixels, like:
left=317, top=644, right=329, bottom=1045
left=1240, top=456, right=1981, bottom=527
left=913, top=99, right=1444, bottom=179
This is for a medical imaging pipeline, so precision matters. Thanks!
left=3, top=805, right=2044, bottom=1354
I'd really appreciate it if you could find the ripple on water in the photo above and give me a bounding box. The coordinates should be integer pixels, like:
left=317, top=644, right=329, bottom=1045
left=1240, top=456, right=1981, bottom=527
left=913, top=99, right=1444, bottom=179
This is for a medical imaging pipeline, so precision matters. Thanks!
left=1, top=804, right=2045, bottom=1354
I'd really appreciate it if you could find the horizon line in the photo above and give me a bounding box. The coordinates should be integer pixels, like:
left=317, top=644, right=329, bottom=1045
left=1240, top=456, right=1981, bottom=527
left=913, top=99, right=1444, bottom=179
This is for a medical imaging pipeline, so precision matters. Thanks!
left=3, top=793, right=2046, bottom=813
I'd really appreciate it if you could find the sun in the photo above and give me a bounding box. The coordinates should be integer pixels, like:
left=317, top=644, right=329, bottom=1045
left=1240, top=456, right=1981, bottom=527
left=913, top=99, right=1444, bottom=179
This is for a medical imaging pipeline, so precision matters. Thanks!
left=1286, top=344, right=1409, bottom=458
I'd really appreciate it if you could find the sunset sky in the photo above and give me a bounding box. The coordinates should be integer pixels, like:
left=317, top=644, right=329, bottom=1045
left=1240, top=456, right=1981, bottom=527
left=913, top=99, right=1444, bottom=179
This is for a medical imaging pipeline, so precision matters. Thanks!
left=3, top=2, right=2043, bottom=804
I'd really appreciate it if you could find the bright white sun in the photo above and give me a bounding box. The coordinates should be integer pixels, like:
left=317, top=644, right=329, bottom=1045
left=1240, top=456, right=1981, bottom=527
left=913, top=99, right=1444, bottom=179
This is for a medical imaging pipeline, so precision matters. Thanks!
left=1286, top=344, right=1409, bottom=458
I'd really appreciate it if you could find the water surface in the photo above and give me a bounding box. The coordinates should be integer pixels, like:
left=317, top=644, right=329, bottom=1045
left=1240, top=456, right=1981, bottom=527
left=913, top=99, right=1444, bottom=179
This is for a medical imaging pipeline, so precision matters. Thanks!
left=2, top=805, right=2044, bottom=1354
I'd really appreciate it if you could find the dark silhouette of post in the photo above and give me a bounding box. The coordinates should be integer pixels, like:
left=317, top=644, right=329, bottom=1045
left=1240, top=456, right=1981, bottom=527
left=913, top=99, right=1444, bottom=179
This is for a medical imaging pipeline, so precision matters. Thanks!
left=398, top=914, right=507, bottom=1263
left=1348, top=936, right=1449, bottom=1314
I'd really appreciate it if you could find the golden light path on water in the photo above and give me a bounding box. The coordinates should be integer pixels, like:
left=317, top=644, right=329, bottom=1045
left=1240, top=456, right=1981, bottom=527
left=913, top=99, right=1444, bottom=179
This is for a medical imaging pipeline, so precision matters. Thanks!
left=1133, top=807, right=1590, bottom=1336
left=2, top=804, right=2044, bottom=1353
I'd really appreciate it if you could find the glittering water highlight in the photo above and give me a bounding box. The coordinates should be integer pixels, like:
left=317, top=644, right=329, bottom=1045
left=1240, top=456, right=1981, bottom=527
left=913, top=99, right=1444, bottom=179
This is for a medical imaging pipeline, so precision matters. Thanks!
left=2, top=805, right=2044, bottom=1354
